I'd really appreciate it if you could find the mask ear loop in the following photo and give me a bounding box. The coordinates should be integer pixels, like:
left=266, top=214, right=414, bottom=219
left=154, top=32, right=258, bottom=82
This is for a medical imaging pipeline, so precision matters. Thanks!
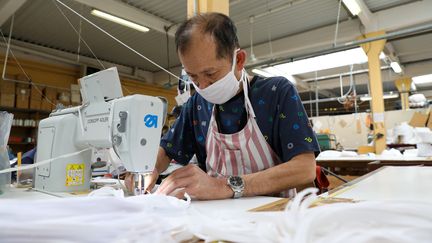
left=241, top=69, right=256, bottom=118
left=231, top=48, right=241, bottom=72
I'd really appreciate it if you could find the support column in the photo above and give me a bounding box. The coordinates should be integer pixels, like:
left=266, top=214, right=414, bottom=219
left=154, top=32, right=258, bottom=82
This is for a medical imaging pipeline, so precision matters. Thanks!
left=395, top=77, right=412, bottom=110
left=187, top=0, right=229, bottom=18
left=359, top=31, right=386, bottom=154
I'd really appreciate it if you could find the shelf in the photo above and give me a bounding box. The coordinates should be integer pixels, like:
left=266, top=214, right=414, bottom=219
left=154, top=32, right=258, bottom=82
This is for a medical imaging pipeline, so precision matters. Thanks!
left=8, top=141, right=35, bottom=145
left=0, top=106, right=51, bottom=115
left=12, top=126, right=38, bottom=128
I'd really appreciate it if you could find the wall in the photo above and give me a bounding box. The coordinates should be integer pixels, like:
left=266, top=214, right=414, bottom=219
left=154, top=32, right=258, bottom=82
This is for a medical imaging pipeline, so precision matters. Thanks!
left=121, top=77, right=177, bottom=112
left=0, top=54, right=178, bottom=111
left=153, top=66, right=182, bottom=87
left=310, top=108, right=429, bottom=149
left=0, top=55, right=80, bottom=89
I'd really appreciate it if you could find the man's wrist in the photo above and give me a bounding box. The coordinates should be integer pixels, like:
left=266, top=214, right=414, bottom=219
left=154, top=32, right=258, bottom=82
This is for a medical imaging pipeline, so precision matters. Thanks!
left=217, top=178, right=234, bottom=199
left=227, top=176, right=245, bottom=198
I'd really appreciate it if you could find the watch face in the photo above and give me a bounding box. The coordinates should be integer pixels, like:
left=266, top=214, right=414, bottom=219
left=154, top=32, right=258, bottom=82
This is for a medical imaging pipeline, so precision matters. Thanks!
left=229, top=176, right=243, bottom=187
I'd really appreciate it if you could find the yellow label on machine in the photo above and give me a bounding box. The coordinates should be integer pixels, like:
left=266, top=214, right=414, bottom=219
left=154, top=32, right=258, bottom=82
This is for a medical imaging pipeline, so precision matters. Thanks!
left=65, top=164, right=85, bottom=186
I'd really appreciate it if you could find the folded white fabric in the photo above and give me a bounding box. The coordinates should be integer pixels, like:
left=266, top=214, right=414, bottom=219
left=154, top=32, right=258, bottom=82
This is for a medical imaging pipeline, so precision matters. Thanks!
left=0, top=193, right=190, bottom=243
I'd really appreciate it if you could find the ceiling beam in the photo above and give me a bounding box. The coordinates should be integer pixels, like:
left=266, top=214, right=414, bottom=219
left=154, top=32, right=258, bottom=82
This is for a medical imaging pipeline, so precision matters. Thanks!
left=243, top=1, right=432, bottom=68
left=72, top=0, right=176, bottom=36
left=0, top=0, right=27, bottom=26
left=302, top=59, right=432, bottom=91
left=355, top=0, right=403, bottom=74
left=369, top=0, right=432, bottom=33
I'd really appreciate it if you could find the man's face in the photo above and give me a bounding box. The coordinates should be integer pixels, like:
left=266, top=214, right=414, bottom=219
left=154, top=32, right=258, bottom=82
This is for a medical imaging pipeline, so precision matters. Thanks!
left=179, top=32, right=236, bottom=89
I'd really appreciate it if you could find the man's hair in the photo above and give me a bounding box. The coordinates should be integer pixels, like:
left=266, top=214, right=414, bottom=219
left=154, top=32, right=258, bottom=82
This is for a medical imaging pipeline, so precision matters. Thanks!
left=175, top=13, right=239, bottom=60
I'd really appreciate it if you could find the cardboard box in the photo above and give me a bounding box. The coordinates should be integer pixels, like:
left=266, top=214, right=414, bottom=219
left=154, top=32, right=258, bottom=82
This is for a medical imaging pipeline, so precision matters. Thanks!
left=71, top=84, right=80, bottom=92
left=57, top=91, right=71, bottom=106
left=41, top=87, right=57, bottom=111
left=71, top=91, right=81, bottom=104
left=16, top=93, right=30, bottom=109
left=15, top=84, right=30, bottom=109
left=0, top=93, right=15, bottom=107
left=40, top=99, right=53, bottom=111
left=30, top=86, right=43, bottom=110
left=409, top=112, right=428, bottom=127
left=0, top=80, right=16, bottom=94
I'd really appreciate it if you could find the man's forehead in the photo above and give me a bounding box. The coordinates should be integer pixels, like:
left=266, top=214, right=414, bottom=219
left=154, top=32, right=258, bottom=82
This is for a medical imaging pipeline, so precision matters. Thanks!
left=184, top=65, right=217, bottom=74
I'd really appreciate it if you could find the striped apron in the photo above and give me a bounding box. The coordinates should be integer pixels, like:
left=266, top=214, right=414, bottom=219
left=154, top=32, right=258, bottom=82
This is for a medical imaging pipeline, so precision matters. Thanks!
left=205, top=76, right=296, bottom=198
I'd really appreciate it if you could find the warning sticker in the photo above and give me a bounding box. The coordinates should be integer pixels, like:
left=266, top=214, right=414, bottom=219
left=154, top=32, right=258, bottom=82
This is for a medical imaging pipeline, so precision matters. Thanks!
left=66, top=164, right=85, bottom=186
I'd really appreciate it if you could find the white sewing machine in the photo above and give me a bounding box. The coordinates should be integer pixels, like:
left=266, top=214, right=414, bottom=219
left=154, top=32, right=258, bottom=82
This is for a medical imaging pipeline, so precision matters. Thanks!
left=34, top=67, right=165, bottom=194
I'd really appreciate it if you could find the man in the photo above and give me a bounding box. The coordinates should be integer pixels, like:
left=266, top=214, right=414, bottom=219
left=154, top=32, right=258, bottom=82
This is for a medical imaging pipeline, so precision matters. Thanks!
left=146, top=13, right=320, bottom=200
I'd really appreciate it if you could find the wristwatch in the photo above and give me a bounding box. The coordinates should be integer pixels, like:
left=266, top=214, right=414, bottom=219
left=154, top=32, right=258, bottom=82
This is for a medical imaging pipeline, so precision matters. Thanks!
left=227, top=176, right=244, bottom=199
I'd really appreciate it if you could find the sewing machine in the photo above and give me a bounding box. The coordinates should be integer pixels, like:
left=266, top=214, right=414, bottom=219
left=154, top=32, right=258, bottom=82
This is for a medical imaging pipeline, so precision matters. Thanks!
left=34, top=67, right=165, bottom=194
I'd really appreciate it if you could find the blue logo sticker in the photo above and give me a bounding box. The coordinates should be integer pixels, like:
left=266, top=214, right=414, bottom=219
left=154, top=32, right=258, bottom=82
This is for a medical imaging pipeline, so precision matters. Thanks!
left=293, top=123, right=300, bottom=130
left=144, top=114, right=158, bottom=128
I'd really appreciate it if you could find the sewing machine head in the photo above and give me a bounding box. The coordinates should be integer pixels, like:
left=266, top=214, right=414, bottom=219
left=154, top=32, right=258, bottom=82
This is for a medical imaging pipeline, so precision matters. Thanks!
left=34, top=68, right=166, bottom=193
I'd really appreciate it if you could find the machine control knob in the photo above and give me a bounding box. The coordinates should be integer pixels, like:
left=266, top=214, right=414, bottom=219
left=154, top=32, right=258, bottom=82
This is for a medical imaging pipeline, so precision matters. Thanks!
left=112, top=135, right=122, bottom=146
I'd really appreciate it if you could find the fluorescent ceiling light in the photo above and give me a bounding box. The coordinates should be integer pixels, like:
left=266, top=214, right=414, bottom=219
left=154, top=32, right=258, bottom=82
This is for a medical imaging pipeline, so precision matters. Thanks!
left=251, top=68, right=272, bottom=77
left=263, top=48, right=386, bottom=78
left=343, top=0, right=362, bottom=16
left=91, top=9, right=150, bottom=32
left=390, top=62, right=402, bottom=73
left=384, top=92, right=399, bottom=99
left=360, top=92, right=399, bottom=101
left=412, top=74, right=432, bottom=84
left=359, top=96, right=372, bottom=101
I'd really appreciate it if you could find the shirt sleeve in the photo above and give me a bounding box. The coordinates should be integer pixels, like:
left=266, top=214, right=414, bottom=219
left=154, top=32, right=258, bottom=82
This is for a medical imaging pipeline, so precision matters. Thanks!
left=160, top=99, right=196, bottom=165
left=274, top=79, right=320, bottom=162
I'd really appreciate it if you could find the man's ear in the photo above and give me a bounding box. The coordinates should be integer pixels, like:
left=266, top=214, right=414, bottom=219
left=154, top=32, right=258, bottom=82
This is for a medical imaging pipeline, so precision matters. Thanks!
left=236, top=49, right=247, bottom=70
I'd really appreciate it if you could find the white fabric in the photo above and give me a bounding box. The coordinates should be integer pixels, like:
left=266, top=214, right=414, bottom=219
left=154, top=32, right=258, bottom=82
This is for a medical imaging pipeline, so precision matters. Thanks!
left=188, top=188, right=432, bottom=243
left=1, top=188, right=431, bottom=242
left=87, top=186, right=124, bottom=198
left=415, top=127, right=432, bottom=143
left=0, top=194, right=191, bottom=242
left=317, top=150, right=358, bottom=158
left=380, top=148, right=403, bottom=157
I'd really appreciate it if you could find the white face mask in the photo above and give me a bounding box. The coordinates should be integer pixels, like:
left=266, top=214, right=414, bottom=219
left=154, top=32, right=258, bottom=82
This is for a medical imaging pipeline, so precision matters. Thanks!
left=192, top=50, right=242, bottom=104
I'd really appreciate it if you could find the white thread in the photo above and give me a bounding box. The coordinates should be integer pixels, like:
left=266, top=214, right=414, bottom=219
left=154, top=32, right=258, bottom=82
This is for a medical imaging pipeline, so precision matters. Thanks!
left=0, top=148, right=91, bottom=174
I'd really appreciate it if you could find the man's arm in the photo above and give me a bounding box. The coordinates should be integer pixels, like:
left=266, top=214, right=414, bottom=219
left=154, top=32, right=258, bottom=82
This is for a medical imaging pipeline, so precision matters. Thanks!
left=154, top=146, right=172, bottom=175
left=156, top=152, right=316, bottom=199
left=241, top=152, right=316, bottom=196
left=143, top=147, right=172, bottom=191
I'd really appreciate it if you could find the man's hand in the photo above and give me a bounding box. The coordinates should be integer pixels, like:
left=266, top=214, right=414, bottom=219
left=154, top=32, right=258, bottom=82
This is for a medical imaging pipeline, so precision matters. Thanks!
left=156, top=164, right=233, bottom=200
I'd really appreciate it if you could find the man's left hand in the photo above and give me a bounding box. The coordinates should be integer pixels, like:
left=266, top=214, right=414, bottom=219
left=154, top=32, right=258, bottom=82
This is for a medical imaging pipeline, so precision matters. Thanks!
left=156, top=164, right=233, bottom=200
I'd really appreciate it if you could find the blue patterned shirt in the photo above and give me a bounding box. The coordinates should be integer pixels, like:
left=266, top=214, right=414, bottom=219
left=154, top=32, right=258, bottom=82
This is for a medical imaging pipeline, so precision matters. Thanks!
left=160, top=76, right=320, bottom=171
